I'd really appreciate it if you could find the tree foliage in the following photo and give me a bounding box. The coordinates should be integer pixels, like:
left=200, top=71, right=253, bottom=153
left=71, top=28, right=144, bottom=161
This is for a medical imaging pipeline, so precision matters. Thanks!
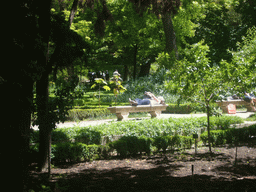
left=223, top=26, right=256, bottom=92
left=167, top=40, right=226, bottom=152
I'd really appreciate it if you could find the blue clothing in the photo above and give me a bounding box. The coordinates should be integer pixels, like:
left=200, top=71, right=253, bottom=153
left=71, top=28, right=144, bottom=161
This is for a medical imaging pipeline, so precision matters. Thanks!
left=244, top=95, right=252, bottom=103
left=135, top=98, right=151, bottom=105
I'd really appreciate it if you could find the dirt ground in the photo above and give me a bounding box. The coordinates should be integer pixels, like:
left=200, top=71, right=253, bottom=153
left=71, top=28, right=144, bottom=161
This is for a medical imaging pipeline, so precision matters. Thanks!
left=31, top=145, right=256, bottom=192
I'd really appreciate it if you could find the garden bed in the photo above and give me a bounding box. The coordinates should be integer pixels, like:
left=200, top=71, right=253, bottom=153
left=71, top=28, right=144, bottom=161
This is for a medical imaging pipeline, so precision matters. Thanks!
left=30, top=145, right=256, bottom=192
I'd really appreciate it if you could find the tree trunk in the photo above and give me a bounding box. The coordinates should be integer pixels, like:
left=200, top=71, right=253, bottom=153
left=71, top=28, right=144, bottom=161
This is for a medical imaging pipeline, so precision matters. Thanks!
left=206, top=104, right=212, bottom=153
left=67, top=0, right=79, bottom=78
left=68, top=0, right=79, bottom=27
left=36, top=71, right=52, bottom=172
left=138, top=62, right=151, bottom=77
left=133, top=44, right=138, bottom=80
left=161, top=13, right=178, bottom=58
left=123, top=65, right=129, bottom=81
left=36, top=0, right=53, bottom=172
left=1, top=79, right=34, bottom=191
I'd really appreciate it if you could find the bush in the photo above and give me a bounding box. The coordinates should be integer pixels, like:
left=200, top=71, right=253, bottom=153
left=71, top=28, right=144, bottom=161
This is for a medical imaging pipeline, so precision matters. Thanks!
left=165, top=104, right=193, bottom=114
left=74, top=128, right=102, bottom=145
left=200, top=125, right=256, bottom=147
left=153, top=136, right=170, bottom=153
left=200, top=130, right=226, bottom=146
left=210, top=115, right=244, bottom=130
left=152, top=135, right=192, bottom=152
left=109, top=136, right=153, bottom=157
left=51, top=142, right=100, bottom=164
left=179, top=136, right=193, bottom=149
left=97, top=144, right=112, bottom=158
left=67, top=108, right=111, bottom=121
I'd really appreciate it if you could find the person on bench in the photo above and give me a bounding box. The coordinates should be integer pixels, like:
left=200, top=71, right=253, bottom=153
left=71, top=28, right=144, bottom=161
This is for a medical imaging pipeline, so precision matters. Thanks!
left=244, top=91, right=256, bottom=105
left=129, top=91, right=165, bottom=106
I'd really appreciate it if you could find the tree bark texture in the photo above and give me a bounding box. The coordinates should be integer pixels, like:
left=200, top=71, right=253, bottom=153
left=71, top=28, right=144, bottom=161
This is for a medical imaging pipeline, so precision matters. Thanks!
left=161, top=13, right=178, bottom=58
left=36, top=71, right=52, bottom=172
left=69, top=0, right=79, bottom=27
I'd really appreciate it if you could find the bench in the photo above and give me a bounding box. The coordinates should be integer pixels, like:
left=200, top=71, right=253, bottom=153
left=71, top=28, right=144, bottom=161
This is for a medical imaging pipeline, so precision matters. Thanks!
left=216, top=100, right=256, bottom=113
left=107, top=104, right=168, bottom=121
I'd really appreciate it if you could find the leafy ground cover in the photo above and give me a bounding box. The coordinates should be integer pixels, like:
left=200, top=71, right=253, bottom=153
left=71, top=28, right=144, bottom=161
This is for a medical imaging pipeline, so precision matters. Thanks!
left=29, top=145, right=256, bottom=192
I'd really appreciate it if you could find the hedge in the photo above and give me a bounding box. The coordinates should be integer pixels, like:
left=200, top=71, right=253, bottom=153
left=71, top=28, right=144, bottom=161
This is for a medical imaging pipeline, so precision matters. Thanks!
left=200, top=124, right=256, bottom=147
left=109, top=135, right=153, bottom=157
left=67, top=108, right=111, bottom=121
left=30, top=115, right=244, bottom=146
left=165, top=104, right=193, bottom=114
left=109, top=135, right=193, bottom=157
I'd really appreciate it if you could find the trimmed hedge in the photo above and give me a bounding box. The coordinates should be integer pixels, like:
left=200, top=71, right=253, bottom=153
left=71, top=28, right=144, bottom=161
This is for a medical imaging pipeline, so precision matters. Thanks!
left=165, top=104, right=193, bottom=114
left=109, top=135, right=193, bottom=157
left=200, top=124, right=256, bottom=146
left=152, top=135, right=193, bottom=153
left=30, top=115, right=244, bottom=146
left=67, top=108, right=111, bottom=121
left=109, top=135, right=153, bottom=157
left=51, top=142, right=101, bottom=164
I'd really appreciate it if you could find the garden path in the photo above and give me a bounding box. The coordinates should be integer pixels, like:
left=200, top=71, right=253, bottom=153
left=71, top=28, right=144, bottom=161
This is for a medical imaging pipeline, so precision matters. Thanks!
left=32, top=112, right=256, bottom=130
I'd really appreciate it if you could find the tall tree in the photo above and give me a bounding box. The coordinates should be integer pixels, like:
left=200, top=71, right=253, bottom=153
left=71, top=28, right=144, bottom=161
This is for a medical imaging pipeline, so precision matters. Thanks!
left=104, top=0, right=164, bottom=79
left=128, top=0, right=181, bottom=56
left=36, top=9, right=90, bottom=171
left=1, top=0, right=52, bottom=190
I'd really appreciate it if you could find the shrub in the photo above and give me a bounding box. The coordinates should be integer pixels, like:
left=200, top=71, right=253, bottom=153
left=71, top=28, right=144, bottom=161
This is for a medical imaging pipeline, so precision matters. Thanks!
left=152, top=135, right=192, bottom=152
left=97, top=144, right=112, bottom=158
left=84, top=144, right=99, bottom=160
left=153, top=136, right=170, bottom=153
left=179, top=136, right=193, bottom=149
left=248, top=124, right=256, bottom=136
left=169, top=135, right=181, bottom=149
left=67, top=108, right=111, bottom=121
left=210, top=115, right=244, bottom=130
left=109, top=135, right=153, bottom=157
left=165, top=104, right=193, bottom=114
left=200, top=130, right=226, bottom=146
left=74, top=128, right=102, bottom=145
left=51, top=142, right=99, bottom=164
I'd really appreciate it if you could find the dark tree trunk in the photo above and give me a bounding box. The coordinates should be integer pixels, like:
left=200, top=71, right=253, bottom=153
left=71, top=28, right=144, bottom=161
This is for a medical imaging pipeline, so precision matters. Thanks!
left=161, top=13, right=178, bottom=58
left=206, top=104, right=212, bottom=153
left=138, top=61, right=151, bottom=77
left=123, top=65, right=129, bottom=81
left=36, top=71, right=52, bottom=172
left=67, top=0, right=79, bottom=78
left=36, top=0, right=53, bottom=173
left=133, top=44, right=138, bottom=80
left=1, top=79, right=34, bottom=191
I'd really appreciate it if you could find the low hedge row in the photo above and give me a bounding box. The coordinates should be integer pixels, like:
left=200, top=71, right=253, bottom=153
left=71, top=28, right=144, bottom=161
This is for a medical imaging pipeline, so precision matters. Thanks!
left=165, top=104, right=194, bottom=114
left=67, top=108, right=111, bottom=121
left=30, top=115, right=244, bottom=145
left=30, top=125, right=256, bottom=164
left=200, top=124, right=256, bottom=146
left=30, top=135, right=194, bottom=164
left=30, top=142, right=111, bottom=164
left=51, top=142, right=101, bottom=163
left=153, top=135, right=193, bottom=153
